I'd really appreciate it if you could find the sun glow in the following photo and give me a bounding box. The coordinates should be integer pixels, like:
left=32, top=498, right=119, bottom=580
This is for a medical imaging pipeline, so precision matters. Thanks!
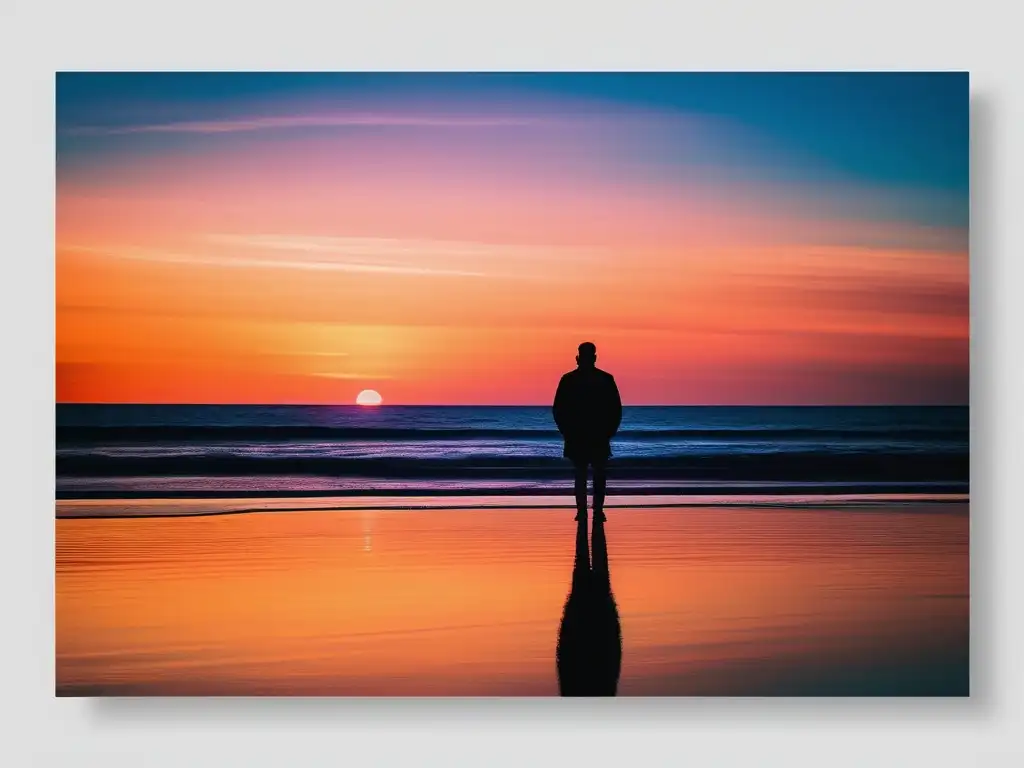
left=356, top=389, right=383, bottom=406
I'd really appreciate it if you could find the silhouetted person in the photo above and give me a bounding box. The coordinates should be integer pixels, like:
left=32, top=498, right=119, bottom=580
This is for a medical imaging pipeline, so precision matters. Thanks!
left=552, top=342, right=622, bottom=521
left=555, top=514, right=622, bottom=696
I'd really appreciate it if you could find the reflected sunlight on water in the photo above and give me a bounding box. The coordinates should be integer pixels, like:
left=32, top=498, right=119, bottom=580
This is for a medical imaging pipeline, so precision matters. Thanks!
left=56, top=503, right=968, bottom=696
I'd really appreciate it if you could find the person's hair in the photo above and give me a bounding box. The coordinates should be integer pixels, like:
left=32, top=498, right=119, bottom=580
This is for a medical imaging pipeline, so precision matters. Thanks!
left=578, top=342, right=597, bottom=359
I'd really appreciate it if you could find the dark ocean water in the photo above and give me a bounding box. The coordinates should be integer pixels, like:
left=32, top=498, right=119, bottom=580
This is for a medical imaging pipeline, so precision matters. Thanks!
left=55, top=405, right=969, bottom=499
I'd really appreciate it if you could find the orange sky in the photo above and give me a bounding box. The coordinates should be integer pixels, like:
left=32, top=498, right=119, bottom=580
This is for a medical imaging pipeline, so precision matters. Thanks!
left=56, top=74, right=968, bottom=404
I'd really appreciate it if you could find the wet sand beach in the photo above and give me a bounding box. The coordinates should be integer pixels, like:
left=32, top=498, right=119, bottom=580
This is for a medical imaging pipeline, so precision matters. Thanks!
left=56, top=499, right=969, bottom=696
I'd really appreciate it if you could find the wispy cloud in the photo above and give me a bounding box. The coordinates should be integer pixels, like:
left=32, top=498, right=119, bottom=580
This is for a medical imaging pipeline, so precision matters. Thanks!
left=205, top=233, right=590, bottom=262
left=64, top=113, right=549, bottom=136
left=68, top=233, right=597, bottom=280
left=312, top=372, right=396, bottom=380
left=68, top=244, right=489, bottom=278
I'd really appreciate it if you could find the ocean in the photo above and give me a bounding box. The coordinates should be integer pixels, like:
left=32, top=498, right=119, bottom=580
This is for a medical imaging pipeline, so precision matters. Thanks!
left=55, top=405, right=969, bottom=500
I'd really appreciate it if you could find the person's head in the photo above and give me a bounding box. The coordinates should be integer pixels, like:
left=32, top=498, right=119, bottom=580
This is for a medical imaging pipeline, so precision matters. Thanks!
left=576, top=342, right=597, bottom=368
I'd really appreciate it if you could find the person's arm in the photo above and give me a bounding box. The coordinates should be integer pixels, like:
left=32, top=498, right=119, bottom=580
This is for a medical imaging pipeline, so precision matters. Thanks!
left=608, top=376, right=623, bottom=438
left=552, top=375, right=568, bottom=436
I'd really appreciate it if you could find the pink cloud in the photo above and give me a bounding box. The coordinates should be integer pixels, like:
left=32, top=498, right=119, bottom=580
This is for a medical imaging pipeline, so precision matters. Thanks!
left=64, top=113, right=552, bottom=136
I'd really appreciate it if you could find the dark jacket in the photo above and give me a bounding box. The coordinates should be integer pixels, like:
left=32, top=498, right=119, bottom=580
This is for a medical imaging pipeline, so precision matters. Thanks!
left=552, top=367, right=623, bottom=462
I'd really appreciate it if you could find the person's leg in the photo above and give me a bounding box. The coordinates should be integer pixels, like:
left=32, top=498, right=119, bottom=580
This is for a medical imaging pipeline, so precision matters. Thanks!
left=573, top=461, right=589, bottom=520
left=593, top=458, right=607, bottom=521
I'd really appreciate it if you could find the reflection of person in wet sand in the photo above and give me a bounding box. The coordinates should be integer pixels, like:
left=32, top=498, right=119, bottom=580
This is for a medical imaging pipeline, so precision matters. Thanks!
left=552, top=342, right=623, bottom=522
left=555, top=514, right=622, bottom=696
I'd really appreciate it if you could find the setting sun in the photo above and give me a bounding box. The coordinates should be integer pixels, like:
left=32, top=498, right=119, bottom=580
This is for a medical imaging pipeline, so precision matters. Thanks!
left=356, top=389, right=383, bottom=406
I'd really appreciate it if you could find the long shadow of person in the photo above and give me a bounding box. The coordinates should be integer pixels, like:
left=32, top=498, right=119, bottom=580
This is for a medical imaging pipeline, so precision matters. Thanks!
left=555, top=515, right=622, bottom=696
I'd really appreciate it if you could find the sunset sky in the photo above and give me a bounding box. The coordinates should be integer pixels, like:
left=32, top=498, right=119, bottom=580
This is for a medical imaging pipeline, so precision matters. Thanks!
left=56, top=73, right=968, bottom=405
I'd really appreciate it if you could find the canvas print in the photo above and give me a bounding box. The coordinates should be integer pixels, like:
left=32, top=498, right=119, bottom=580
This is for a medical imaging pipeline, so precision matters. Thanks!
left=55, top=73, right=969, bottom=696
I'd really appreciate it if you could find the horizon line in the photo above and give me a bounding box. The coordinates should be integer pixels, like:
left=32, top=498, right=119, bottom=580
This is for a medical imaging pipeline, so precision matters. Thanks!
left=55, top=402, right=969, bottom=408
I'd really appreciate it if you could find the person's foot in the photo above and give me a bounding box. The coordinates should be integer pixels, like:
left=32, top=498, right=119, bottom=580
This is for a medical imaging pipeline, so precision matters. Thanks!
left=593, top=509, right=607, bottom=523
